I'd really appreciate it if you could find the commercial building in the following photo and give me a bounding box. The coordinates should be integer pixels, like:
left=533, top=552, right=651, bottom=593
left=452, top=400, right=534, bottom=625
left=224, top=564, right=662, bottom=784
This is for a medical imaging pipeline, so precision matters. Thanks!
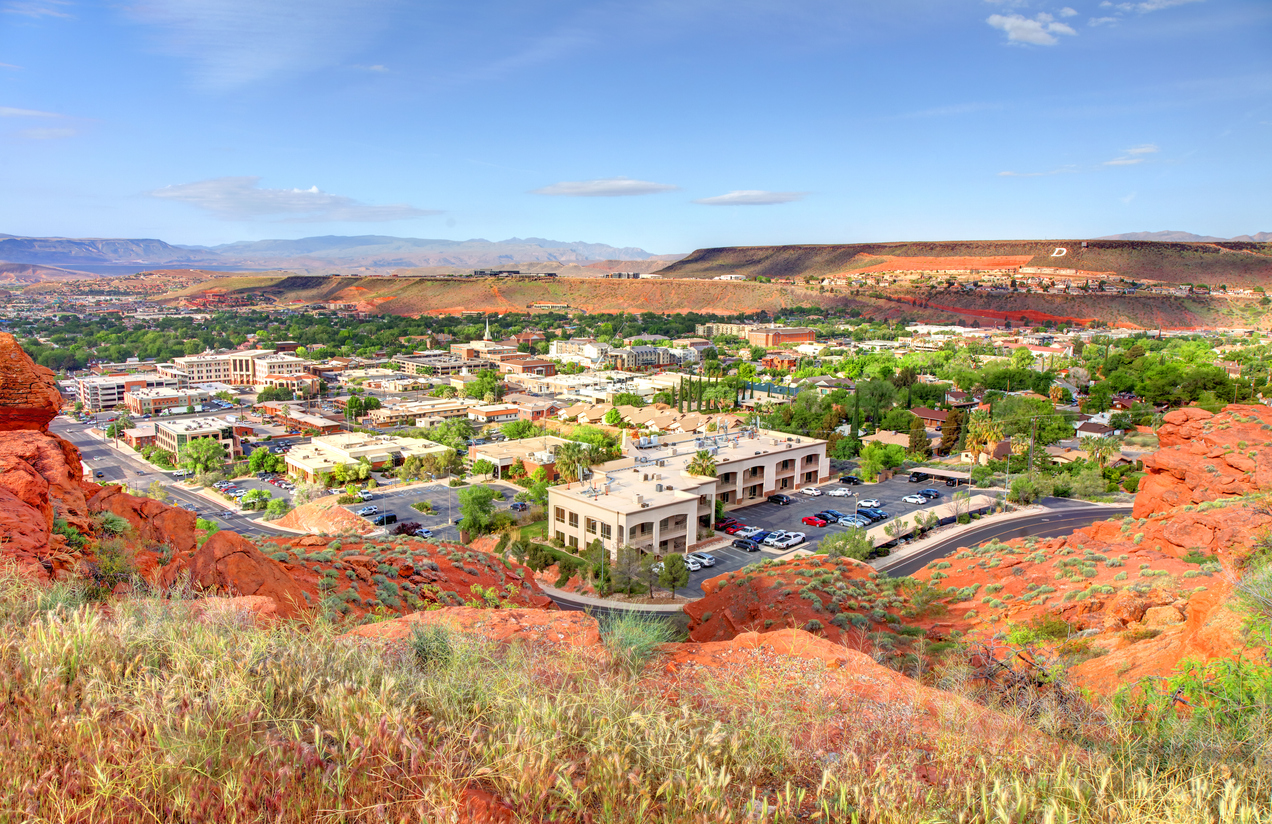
left=547, top=428, right=828, bottom=557
left=746, top=327, right=816, bottom=348
left=468, top=435, right=571, bottom=481
left=77, top=374, right=185, bottom=413
left=467, top=404, right=521, bottom=426
left=497, top=357, right=556, bottom=377
left=285, top=433, right=450, bottom=483
left=155, top=418, right=238, bottom=459
left=254, top=401, right=344, bottom=434
left=165, top=353, right=233, bottom=384
left=694, top=322, right=754, bottom=339
left=391, top=353, right=495, bottom=376
left=604, top=346, right=673, bottom=371
left=122, top=387, right=213, bottom=416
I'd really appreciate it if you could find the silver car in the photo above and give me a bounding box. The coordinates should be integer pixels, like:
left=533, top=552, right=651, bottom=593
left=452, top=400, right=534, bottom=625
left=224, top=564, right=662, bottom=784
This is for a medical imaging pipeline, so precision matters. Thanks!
left=687, top=552, right=716, bottom=567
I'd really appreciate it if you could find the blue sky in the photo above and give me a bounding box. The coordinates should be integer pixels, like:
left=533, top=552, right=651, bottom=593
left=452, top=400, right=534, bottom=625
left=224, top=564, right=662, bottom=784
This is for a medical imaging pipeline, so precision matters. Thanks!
left=1, top=0, right=1269, bottom=253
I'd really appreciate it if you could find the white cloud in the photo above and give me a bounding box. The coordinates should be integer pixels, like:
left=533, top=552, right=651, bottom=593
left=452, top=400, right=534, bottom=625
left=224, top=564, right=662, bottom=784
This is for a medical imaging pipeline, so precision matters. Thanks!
left=987, top=12, right=1079, bottom=45
left=693, top=190, right=807, bottom=206
left=353, top=64, right=389, bottom=72
left=17, top=127, right=75, bottom=139
left=2, top=0, right=71, bottom=18
left=1121, top=192, right=1138, bottom=204
left=123, top=0, right=399, bottom=91
left=0, top=62, right=22, bottom=69
left=1088, top=16, right=1120, bottom=25
left=1104, top=157, right=1145, bottom=165
left=531, top=177, right=679, bottom=197
left=1127, top=143, right=1159, bottom=154
left=0, top=105, right=62, bottom=117
left=1115, top=0, right=1203, bottom=11
left=149, top=176, right=439, bottom=222
left=1058, top=6, right=1079, bottom=16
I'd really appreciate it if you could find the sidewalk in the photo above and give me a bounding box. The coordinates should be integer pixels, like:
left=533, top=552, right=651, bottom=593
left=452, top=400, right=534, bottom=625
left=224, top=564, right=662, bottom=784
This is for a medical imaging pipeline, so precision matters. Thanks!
left=540, top=583, right=686, bottom=613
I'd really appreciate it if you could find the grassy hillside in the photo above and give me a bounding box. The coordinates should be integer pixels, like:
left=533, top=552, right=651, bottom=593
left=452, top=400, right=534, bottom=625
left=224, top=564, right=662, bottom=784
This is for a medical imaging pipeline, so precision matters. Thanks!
left=661, top=239, right=1272, bottom=286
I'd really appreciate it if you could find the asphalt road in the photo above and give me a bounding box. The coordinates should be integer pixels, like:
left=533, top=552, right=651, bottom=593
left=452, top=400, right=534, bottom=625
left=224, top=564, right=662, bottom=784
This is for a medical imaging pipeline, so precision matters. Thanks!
left=52, top=417, right=293, bottom=537
left=879, top=503, right=1134, bottom=577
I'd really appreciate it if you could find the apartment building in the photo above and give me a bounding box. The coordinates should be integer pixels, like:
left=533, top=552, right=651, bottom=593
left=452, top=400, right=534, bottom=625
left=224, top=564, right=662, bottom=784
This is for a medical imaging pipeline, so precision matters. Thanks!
left=285, top=433, right=449, bottom=483
left=254, top=401, right=343, bottom=434
left=122, top=387, right=213, bottom=416
left=547, top=428, right=828, bottom=557
left=77, top=374, right=184, bottom=412
left=155, top=418, right=237, bottom=459
left=391, top=353, right=495, bottom=376
left=694, top=322, right=754, bottom=339
left=168, top=353, right=233, bottom=383
left=605, top=346, right=672, bottom=371
left=367, top=398, right=473, bottom=428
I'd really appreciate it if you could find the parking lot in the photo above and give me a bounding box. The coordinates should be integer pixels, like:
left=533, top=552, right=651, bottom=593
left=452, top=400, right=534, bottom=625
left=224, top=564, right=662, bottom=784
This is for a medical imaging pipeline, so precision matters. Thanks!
left=723, top=473, right=969, bottom=554
left=658, top=544, right=765, bottom=598
left=339, top=480, right=526, bottom=541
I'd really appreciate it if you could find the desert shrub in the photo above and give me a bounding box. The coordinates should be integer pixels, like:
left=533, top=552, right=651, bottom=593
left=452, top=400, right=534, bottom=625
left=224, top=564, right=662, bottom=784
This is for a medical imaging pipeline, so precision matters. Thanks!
left=601, top=613, right=680, bottom=674
left=95, top=512, right=131, bottom=537
left=408, top=625, right=455, bottom=670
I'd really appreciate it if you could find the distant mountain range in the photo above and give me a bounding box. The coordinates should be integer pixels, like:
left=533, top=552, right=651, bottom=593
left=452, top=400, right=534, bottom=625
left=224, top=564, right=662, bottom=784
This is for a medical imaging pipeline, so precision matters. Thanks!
left=1098, top=230, right=1272, bottom=243
left=0, top=234, right=674, bottom=271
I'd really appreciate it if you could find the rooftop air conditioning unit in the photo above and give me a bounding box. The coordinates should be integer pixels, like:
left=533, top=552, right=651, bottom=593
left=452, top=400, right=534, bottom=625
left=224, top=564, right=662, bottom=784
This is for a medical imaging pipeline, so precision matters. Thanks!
left=655, top=484, right=663, bottom=492
left=643, top=473, right=649, bottom=481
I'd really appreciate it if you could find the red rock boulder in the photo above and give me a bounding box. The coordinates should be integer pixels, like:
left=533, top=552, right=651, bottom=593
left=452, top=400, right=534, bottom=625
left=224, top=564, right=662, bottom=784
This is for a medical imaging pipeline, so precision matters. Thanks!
left=88, top=484, right=197, bottom=563
left=160, top=531, right=307, bottom=617
left=0, top=331, right=63, bottom=432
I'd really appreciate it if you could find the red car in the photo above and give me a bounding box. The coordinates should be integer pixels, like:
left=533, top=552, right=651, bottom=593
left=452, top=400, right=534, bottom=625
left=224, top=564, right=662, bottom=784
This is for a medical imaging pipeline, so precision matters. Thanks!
left=724, top=523, right=748, bottom=535
left=714, top=518, right=739, bottom=532
left=801, top=515, right=829, bottom=528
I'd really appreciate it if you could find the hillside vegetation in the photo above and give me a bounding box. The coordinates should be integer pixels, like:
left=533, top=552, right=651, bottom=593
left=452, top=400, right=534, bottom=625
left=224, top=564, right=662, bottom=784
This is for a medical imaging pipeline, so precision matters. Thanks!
left=661, top=239, right=1272, bottom=287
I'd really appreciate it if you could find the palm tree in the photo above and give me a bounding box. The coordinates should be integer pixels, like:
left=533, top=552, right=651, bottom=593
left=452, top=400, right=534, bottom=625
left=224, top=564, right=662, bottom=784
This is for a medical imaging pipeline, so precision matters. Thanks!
left=964, top=411, right=1004, bottom=464
left=554, top=441, right=591, bottom=483
left=685, top=449, right=717, bottom=478
left=1081, top=436, right=1118, bottom=469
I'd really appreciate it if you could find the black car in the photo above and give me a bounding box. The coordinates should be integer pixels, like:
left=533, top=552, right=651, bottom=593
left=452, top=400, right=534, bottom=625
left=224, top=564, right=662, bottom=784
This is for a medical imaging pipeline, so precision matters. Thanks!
left=510, top=501, right=528, bottom=512
left=731, top=538, right=761, bottom=552
left=918, top=488, right=941, bottom=499
left=372, top=513, right=398, bottom=526
left=856, top=508, right=889, bottom=522
left=908, top=472, right=930, bottom=483
left=768, top=493, right=794, bottom=505
left=838, top=475, right=862, bottom=485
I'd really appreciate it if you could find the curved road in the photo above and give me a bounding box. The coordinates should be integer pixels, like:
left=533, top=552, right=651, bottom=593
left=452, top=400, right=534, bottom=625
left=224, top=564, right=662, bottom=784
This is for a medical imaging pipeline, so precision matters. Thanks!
left=879, top=504, right=1133, bottom=578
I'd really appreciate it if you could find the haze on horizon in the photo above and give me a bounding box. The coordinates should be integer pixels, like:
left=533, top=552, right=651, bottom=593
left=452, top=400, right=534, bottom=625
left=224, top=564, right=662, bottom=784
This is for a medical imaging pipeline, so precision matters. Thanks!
left=1, top=0, right=1269, bottom=254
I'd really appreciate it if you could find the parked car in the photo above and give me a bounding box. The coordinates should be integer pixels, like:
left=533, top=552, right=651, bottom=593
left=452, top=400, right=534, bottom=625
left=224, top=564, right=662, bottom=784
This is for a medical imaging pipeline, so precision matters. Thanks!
left=762, top=531, right=789, bottom=547
left=902, top=494, right=928, bottom=505
left=908, top=472, right=930, bottom=483
left=839, top=475, right=862, bottom=485
left=800, top=487, right=823, bottom=496
left=735, top=526, right=762, bottom=539
left=356, top=505, right=379, bottom=516
left=413, top=527, right=433, bottom=538
left=731, top=538, right=761, bottom=552
left=749, top=531, right=772, bottom=545
left=826, top=488, right=853, bottom=497
left=858, top=508, right=890, bottom=522
left=94, top=470, right=104, bottom=478
left=858, top=499, right=881, bottom=508
left=684, top=556, right=703, bottom=572
left=724, top=523, right=749, bottom=535
left=774, top=532, right=807, bottom=549
left=918, top=489, right=942, bottom=499
left=801, top=515, right=829, bottom=528
left=842, top=514, right=872, bottom=528
left=687, top=552, right=716, bottom=567
left=358, top=490, right=374, bottom=501
left=510, top=501, right=528, bottom=512
left=767, top=493, right=793, bottom=506
left=372, top=513, right=397, bottom=526
left=714, top=518, right=740, bottom=531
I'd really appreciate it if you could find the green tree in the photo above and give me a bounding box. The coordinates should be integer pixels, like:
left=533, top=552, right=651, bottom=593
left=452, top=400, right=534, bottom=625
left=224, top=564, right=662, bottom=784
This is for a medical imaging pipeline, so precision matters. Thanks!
left=603, top=408, right=622, bottom=426
left=658, top=553, right=690, bottom=593
left=611, top=392, right=646, bottom=408
left=938, top=408, right=964, bottom=456
left=177, top=437, right=227, bottom=476
left=240, top=489, right=271, bottom=510
left=465, top=369, right=504, bottom=402
left=500, top=419, right=539, bottom=440
left=610, top=545, right=645, bottom=594
left=908, top=415, right=931, bottom=459
left=248, top=446, right=273, bottom=473
left=471, top=458, right=496, bottom=477
left=819, top=529, right=874, bottom=560
left=457, top=485, right=499, bottom=535
left=265, top=498, right=292, bottom=520
left=685, top=449, right=718, bottom=478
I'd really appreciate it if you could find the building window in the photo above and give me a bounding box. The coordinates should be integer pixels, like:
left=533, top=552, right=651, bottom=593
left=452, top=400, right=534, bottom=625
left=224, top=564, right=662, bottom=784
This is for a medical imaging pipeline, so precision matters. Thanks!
left=585, top=517, right=597, bottom=534
left=568, top=512, right=579, bottom=528
left=780, top=478, right=791, bottom=489
left=555, top=507, right=565, bottom=523
left=804, top=471, right=816, bottom=483
left=556, top=531, right=565, bottom=543
left=568, top=535, right=578, bottom=548
left=600, top=523, right=611, bottom=540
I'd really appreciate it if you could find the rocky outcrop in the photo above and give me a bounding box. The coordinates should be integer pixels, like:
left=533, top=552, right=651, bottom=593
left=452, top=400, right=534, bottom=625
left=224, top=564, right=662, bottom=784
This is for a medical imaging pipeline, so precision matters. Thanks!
left=685, top=556, right=903, bottom=648
left=0, top=331, right=62, bottom=432
left=159, top=531, right=308, bottom=617
left=343, top=606, right=602, bottom=651
left=1134, top=404, right=1272, bottom=517
left=273, top=496, right=374, bottom=535
left=88, top=484, right=197, bottom=566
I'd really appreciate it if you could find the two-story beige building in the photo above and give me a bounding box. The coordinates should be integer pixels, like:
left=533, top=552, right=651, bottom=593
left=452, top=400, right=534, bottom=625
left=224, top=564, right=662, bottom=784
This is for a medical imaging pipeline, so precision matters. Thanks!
left=547, top=428, right=828, bottom=558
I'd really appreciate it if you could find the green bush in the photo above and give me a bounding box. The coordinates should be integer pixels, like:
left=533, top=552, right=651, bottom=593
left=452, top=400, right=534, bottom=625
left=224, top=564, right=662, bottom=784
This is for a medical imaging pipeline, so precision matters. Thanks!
left=600, top=613, right=680, bottom=674
left=408, top=625, right=454, bottom=670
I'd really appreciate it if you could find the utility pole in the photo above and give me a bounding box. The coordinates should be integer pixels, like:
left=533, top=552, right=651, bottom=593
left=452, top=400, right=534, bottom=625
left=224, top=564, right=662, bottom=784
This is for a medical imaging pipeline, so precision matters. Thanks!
left=1027, top=417, right=1038, bottom=473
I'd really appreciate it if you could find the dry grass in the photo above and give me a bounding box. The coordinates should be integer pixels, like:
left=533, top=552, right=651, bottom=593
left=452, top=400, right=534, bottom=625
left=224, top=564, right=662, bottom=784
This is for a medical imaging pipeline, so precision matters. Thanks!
left=0, top=564, right=1270, bottom=823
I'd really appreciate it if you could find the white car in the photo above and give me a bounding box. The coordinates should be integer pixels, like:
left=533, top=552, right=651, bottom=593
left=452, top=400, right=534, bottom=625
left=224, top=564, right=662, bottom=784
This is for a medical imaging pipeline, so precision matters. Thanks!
left=762, top=531, right=789, bottom=547
left=827, top=488, right=852, bottom=498
left=775, top=532, right=807, bottom=549
left=800, top=487, right=823, bottom=496
left=858, top=499, right=881, bottom=508
left=687, top=552, right=716, bottom=567
left=902, top=494, right=928, bottom=505
left=684, top=557, right=703, bottom=572
left=358, top=490, right=374, bottom=501
left=356, top=505, right=379, bottom=516
left=735, top=526, right=762, bottom=539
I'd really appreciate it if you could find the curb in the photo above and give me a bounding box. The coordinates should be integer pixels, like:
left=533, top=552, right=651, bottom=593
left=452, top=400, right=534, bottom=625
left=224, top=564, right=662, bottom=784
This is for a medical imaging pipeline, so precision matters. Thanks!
left=540, top=583, right=687, bottom=614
